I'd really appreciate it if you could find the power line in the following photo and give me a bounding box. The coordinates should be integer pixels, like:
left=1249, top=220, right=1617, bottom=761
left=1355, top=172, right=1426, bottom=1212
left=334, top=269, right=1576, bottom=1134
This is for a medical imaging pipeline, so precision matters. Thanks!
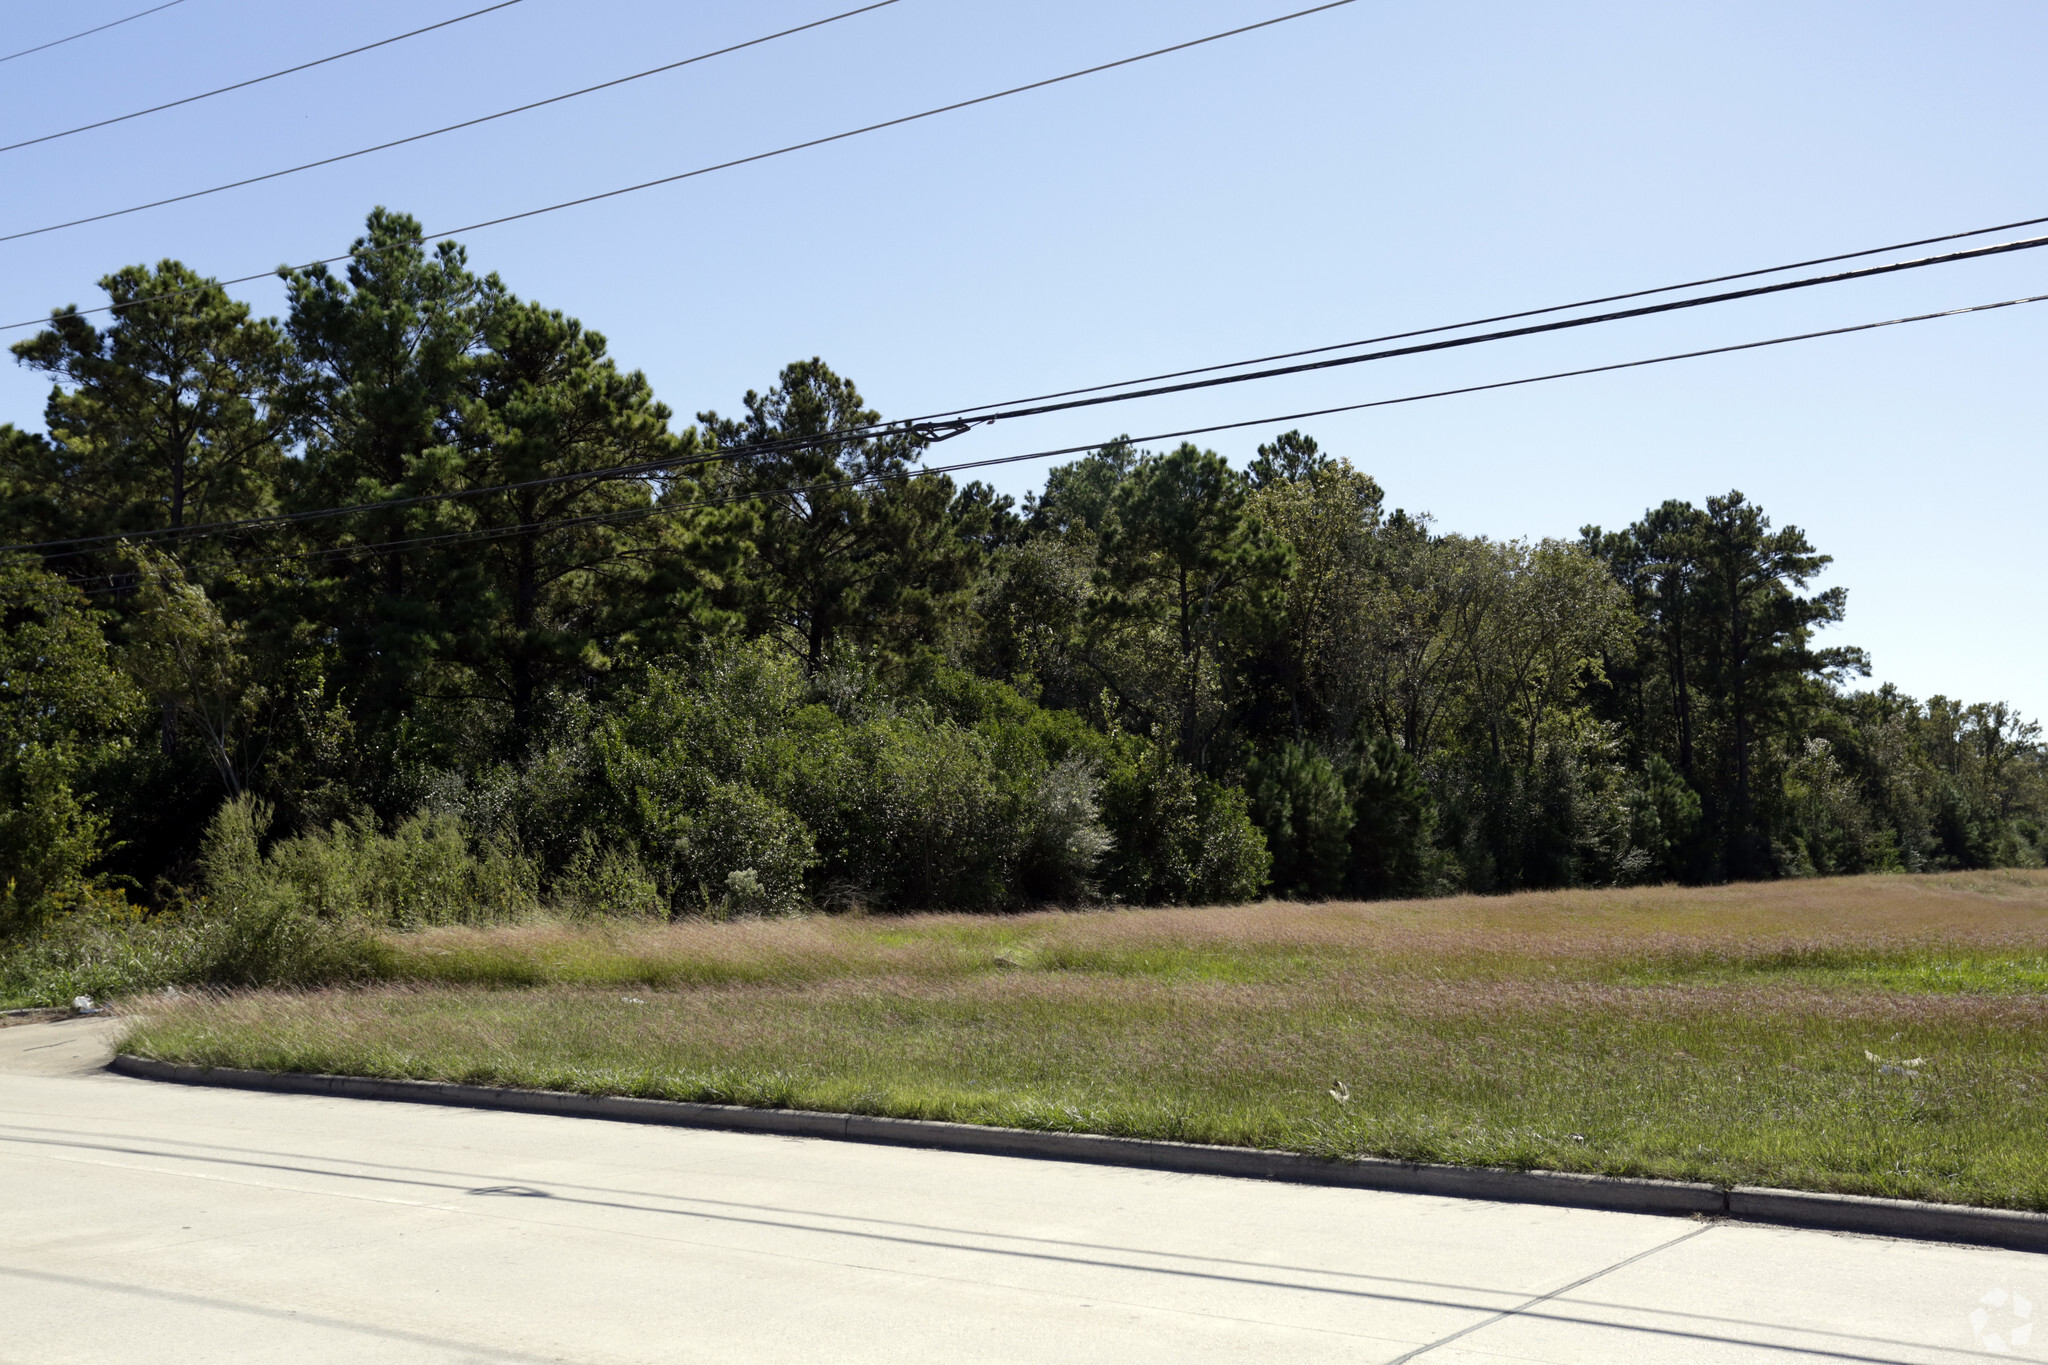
left=0, top=0, right=903, bottom=240
left=915, top=231, right=2048, bottom=428
left=12, top=227, right=2044, bottom=557
left=0, top=0, right=524, bottom=154
left=0, top=0, right=1359, bottom=331
left=920, top=213, right=2048, bottom=422
left=61, top=286, right=2048, bottom=582
left=0, top=0, right=187, bottom=65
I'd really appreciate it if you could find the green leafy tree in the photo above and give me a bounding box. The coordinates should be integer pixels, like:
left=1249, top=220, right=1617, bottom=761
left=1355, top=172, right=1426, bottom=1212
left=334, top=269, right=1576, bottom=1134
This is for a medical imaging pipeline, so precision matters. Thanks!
left=9, top=261, right=286, bottom=564
left=0, top=558, right=142, bottom=933
left=1024, top=438, right=1136, bottom=539
left=1247, top=740, right=1351, bottom=897
left=1583, top=501, right=1710, bottom=781
left=1621, top=754, right=1705, bottom=883
left=444, top=297, right=699, bottom=734
left=1588, top=491, right=1867, bottom=876
left=1460, top=538, right=1631, bottom=772
left=1246, top=428, right=1332, bottom=488
left=1342, top=732, right=1435, bottom=897
left=117, top=547, right=256, bottom=798
left=1347, top=512, right=1466, bottom=761
left=1090, top=443, right=1290, bottom=765
left=700, top=359, right=978, bottom=671
left=1241, top=444, right=1384, bottom=741
left=1098, top=738, right=1269, bottom=904
left=276, top=209, right=503, bottom=728
left=1692, top=492, right=1867, bottom=874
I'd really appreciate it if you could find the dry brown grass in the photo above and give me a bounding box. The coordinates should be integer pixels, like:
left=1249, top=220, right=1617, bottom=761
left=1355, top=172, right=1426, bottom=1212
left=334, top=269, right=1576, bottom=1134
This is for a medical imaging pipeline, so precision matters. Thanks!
left=381, top=867, right=2048, bottom=988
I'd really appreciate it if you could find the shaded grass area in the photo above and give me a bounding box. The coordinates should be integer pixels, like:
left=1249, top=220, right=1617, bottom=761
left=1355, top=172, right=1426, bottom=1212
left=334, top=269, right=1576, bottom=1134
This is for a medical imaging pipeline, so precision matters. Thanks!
left=121, top=870, right=2048, bottom=1209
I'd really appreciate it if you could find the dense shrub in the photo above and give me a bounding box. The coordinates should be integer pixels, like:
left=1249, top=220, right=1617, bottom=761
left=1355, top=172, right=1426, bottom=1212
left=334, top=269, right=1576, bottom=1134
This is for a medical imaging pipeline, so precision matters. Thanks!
left=424, top=643, right=1259, bottom=915
left=0, top=559, right=141, bottom=936
left=1099, top=743, right=1269, bottom=905
left=1248, top=742, right=1351, bottom=898
left=206, top=796, right=539, bottom=929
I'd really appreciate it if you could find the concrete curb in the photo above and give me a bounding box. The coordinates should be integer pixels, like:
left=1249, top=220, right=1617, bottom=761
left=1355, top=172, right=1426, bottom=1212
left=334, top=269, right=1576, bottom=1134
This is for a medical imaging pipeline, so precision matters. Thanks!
left=110, top=1054, right=2048, bottom=1253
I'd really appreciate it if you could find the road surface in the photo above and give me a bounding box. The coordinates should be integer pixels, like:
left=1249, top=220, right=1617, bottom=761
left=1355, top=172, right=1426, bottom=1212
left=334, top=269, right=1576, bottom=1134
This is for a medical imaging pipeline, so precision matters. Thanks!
left=1, top=1016, right=2038, bottom=1363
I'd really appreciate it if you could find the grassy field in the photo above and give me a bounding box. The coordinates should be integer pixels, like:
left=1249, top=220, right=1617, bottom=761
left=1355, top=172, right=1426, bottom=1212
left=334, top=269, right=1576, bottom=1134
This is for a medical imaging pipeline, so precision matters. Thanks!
left=121, top=870, right=2048, bottom=1209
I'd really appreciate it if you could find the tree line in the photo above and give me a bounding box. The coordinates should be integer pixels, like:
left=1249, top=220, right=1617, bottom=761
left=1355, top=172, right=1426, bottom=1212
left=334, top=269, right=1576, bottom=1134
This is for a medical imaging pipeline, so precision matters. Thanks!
left=2, top=210, right=2041, bottom=935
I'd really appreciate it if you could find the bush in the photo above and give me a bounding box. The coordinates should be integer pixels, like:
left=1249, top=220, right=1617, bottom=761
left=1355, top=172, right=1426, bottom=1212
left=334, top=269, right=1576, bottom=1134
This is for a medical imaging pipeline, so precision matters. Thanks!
left=0, top=558, right=142, bottom=938
left=1248, top=742, right=1352, bottom=898
left=553, top=834, right=665, bottom=918
left=0, top=745, right=116, bottom=937
left=204, top=795, right=538, bottom=929
left=0, top=885, right=381, bottom=1008
left=495, top=645, right=1129, bottom=913
left=1100, top=742, right=1269, bottom=904
left=1014, top=755, right=1114, bottom=903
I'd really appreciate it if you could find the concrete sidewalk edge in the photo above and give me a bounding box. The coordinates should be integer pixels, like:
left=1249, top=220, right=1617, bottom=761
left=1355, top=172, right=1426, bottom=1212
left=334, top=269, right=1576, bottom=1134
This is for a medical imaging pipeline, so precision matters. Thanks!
left=108, top=1053, right=2048, bottom=1253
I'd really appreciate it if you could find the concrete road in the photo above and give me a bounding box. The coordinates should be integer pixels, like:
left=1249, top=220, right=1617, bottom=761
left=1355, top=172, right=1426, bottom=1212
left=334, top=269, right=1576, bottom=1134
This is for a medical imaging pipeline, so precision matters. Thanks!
left=2, top=1017, right=2040, bottom=1364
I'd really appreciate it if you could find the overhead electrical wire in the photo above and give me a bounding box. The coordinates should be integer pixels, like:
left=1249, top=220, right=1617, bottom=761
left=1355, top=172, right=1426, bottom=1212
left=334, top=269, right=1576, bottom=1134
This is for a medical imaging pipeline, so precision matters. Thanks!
left=901, top=230, right=2048, bottom=426
left=0, top=0, right=525, bottom=153
left=13, top=228, right=2048, bottom=557
left=921, top=211, right=2048, bottom=421
left=0, top=0, right=904, bottom=240
left=0, top=0, right=187, bottom=66
left=57, top=286, right=2048, bottom=584
left=0, top=0, right=1360, bottom=328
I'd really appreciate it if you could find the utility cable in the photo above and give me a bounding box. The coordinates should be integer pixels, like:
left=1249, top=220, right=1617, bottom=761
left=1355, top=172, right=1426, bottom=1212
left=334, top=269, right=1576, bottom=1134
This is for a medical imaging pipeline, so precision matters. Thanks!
left=915, top=230, right=2048, bottom=425
left=11, top=229, right=2044, bottom=556
left=58, top=286, right=2048, bottom=582
left=920, top=213, right=2048, bottom=421
left=0, top=0, right=1358, bottom=327
left=0, top=0, right=186, bottom=65
left=0, top=0, right=903, bottom=239
left=0, top=0, right=524, bottom=153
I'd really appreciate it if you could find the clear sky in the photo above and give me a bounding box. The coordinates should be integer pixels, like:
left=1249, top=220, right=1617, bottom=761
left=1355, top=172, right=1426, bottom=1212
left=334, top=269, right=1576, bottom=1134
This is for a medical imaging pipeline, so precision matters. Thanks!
left=2, top=0, right=2042, bottom=716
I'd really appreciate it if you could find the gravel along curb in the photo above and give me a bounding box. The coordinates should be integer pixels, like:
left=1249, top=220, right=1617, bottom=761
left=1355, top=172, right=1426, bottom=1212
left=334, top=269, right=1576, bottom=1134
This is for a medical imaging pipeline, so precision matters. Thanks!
left=110, top=1055, right=2048, bottom=1253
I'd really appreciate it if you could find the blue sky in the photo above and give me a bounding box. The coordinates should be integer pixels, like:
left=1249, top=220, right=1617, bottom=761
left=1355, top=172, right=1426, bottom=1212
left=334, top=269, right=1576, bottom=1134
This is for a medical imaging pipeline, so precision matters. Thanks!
left=2, top=0, right=2042, bottom=716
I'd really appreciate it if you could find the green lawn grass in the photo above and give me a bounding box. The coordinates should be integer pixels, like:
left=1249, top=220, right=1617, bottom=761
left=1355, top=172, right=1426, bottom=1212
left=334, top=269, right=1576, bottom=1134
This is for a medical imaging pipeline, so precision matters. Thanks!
left=120, top=869, right=2048, bottom=1209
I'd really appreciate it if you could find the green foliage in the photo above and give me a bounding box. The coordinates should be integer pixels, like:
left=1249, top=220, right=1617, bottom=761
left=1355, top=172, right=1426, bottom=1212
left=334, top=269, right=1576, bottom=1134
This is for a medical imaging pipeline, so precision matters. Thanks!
left=699, top=358, right=981, bottom=672
left=1099, top=741, right=1269, bottom=904
left=0, top=800, right=389, bottom=1006
left=8, top=260, right=284, bottom=556
left=1343, top=733, right=1437, bottom=897
left=552, top=834, right=665, bottom=919
left=479, top=644, right=1131, bottom=914
left=1091, top=442, right=1290, bottom=765
left=202, top=794, right=537, bottom=930
left=1, top=213, right=2042, bottom=955
left=1620, top=755, right=1706, bottom=883
left=1247, top=741, right=1351, bottom=898
left=1585, top=491, right=1873, bottom=879
left=0, top=558, right=141, bottom=935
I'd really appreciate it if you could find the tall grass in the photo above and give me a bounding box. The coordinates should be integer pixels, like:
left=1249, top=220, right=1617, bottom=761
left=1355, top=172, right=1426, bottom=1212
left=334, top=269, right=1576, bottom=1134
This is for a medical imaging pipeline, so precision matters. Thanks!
left=0, top=796, right=531, bottom=1007
left=119, top=870, right=2048, bottom=1208
left=124, top=975, right=2048, bottom=1209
